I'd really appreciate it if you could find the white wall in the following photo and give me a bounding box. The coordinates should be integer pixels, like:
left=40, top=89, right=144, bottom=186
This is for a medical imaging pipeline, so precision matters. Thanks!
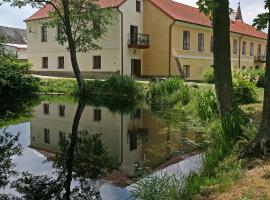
left=27, top=9, right=121, bottom=73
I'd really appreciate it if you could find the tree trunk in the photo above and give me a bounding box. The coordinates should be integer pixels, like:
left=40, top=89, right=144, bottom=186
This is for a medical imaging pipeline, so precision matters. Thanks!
left=256, top=10, right=270, bottom=156
left=212, top=0, right=234, bottom=116
left=65, top=98, right=86, bottom=199
left=62, top=0, right=85, bottom=95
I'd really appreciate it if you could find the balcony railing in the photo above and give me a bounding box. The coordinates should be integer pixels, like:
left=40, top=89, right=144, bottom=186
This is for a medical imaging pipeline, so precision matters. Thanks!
left=254, top=54, right=266, bottom=63
left=128, top=33, right=149, bottom=49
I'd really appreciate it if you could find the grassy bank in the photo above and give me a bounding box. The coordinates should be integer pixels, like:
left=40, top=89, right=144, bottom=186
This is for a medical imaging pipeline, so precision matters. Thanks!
left=132, top=77, right=262, bottom=200
left=38, top=75, right=144, bottom=100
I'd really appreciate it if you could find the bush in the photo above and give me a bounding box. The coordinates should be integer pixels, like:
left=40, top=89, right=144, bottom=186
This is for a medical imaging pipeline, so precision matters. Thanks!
left=0, top=55, right=40, bottom=95
left=101, top=75, right=142, bottom=99
left=203, top=68, right=215, bottom=83
left=233, top=79, right=257, bottom=105
left=248, top=69, right=265, bottom=88
left=148, top=78, right=190, bottom=109
left=233, top=69, right=265, bottom=88
left=39, top=78, right=77, bottom=94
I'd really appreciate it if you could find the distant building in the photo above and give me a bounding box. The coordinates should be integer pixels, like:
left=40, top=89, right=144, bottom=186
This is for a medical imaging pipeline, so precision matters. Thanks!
left=25, top=0, right=267, bottom=80
left=0, top=26, right=28, bottom=60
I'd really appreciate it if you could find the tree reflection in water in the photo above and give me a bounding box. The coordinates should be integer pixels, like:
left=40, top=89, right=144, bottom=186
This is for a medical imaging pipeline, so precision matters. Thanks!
left=9, top=98, right=112, bottom=199
left=0, top=129, right=22, bottom=189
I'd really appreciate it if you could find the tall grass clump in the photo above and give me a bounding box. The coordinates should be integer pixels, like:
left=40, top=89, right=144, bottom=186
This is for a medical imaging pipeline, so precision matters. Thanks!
left=147, top=78, right=190, bottom=110
left=195, top=90, right=218, bottom=122
left=132, top=173, right=182, bottom=200
left=101, top=75, right=142, bottom=99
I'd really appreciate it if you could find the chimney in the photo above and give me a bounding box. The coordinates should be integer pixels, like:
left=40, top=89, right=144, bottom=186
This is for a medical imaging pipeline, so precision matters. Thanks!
left=235, top=2, right=243, bottom=22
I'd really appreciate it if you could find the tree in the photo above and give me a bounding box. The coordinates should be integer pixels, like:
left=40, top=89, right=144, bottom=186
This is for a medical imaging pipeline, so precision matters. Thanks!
left=197, top=0, right=234, bottom=117
left=251, top=0, right=270, bottom=155
left=1, top=0, right=112, bottom=95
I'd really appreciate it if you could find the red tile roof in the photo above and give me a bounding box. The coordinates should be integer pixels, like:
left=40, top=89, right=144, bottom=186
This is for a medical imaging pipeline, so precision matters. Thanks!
left=26, top=0, right=267, bottom=40
left=150, top=0, right=267, bottom=40
left=26, top=0, right=126, bottom=21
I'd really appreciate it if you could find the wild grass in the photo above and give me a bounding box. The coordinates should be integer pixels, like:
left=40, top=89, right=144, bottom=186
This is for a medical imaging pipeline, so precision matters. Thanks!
left=38, top=75, right=143, bottom=99
left=147, top=78, right=190, bottom=110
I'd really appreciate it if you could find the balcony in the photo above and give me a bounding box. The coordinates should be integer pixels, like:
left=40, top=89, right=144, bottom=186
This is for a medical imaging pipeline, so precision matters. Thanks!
left=254, top=55, right=266, bottom=63
left=128, top=33, right=149, bottom=49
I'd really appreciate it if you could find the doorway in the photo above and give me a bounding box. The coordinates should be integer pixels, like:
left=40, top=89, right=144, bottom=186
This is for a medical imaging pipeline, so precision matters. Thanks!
left=131, top=59, right=141, bottom=77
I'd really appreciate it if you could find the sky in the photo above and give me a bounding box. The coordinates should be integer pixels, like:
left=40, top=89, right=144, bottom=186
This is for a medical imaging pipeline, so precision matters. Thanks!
left=0, top=0, right=266, bottom=29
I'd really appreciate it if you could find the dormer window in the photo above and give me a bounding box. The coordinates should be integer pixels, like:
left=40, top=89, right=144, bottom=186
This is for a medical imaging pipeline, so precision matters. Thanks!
left=136, top=1, right=141, bottom=12
left=41, top=25, right=48, bottom=42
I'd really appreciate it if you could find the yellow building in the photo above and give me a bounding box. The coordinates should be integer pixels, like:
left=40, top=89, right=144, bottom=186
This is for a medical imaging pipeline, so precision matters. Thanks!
left=25, top=0, right=267, bottom=80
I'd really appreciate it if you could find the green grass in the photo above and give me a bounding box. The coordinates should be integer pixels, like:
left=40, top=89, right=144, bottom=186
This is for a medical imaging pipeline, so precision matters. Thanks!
left=38, top=76, right=143, bottom=100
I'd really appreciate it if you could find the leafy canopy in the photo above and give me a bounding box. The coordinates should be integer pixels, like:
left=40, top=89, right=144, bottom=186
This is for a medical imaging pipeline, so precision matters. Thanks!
left=0, top=0, right=113, bottom=52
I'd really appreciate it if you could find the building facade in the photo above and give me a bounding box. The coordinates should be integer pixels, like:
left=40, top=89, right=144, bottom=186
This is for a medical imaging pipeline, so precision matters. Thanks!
left=25, top=0, right=267, bottom=80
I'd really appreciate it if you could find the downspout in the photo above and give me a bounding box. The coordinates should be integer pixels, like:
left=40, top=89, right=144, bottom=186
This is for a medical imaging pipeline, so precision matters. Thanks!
left=238, top=35, right=243, bottom=69
left=117, top=8, right=124, bottom=76
left=169, top=20, right=176, bottom=77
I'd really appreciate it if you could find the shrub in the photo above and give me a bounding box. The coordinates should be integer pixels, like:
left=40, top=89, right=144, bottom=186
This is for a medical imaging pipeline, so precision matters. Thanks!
left=233, top=79, right=257, bottom=105
left=148, top=78, right=190, bottom=109
left=248, top=69, right=265, bottom=88
left=101, top=75, right=142, bottom=99
left=203, top=68, right=215, bottom=83
left=0, top=55, right=40, bottom=95
left=195, top=90, right=218, bottom=121
left=233, top=69, right=265, bottom=88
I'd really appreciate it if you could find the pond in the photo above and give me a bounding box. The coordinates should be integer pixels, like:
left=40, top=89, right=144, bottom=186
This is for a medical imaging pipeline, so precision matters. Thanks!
left=0, top=96, right=201, bottom=199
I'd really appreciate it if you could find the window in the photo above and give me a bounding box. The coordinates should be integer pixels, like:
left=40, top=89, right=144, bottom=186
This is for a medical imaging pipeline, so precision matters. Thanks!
left=43, top=103, right=49, bottom=115
left=42, top=57, right=48, bottom=69
left=183, top=65, right=191, bottom=78
left=258, top=44, right=262, bottom=55
left=57, top=24, right=64, bottom=40
left=250, top=43, right=254, bottom=56
left=233, top=39, right=238, bottom=55
left=210, top=36, right=213, bottom=53
left=242, top=66, right=246, bottom=70
left=198, top=33, right=204, bottom=52
left=44, top=129, right=50, bottom=144
left=93, top=56, right=101, bottom=69
left=59, top=105, right=65, bottom=117
left=58, top=56, right=64, bottom=69
left=129, top=132, right=138, bottom=151
left=93, top=109, right=101, bottom=121
left=59, top=131, right=66, bottom=141
left=136, top=0, right=141, bottom=12
left=41, top=25, right=48, bottom=42
left=183, top=31, right=190, bottom=50
left=131, top=109, right=141, bottom=119
left=242, top=41, right=246, bottom=55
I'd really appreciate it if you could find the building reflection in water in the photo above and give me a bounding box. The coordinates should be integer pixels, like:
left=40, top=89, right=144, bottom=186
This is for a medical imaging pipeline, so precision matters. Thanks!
left=29, top=101, right=197, bottom=177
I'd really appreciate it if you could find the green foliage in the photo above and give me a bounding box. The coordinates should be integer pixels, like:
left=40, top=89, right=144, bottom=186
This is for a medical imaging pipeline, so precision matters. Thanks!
left=0, top=55, right=40, bottom=95
left=101, top=75, right=142, bottom=99
left=195, top=90, right=218, bottom=121
left=3, top=0, right=113, bottom=53
left=233, top=69, right=265, bottom=88
left=132, top=173, right=182, bottom=200
left=203, top=68, right=215, bottom=84
left=148, top=78, right=190, bottom=110
left=233, top=79, right=258, bottom=105
left=39, top=78, right=77, bottom=94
